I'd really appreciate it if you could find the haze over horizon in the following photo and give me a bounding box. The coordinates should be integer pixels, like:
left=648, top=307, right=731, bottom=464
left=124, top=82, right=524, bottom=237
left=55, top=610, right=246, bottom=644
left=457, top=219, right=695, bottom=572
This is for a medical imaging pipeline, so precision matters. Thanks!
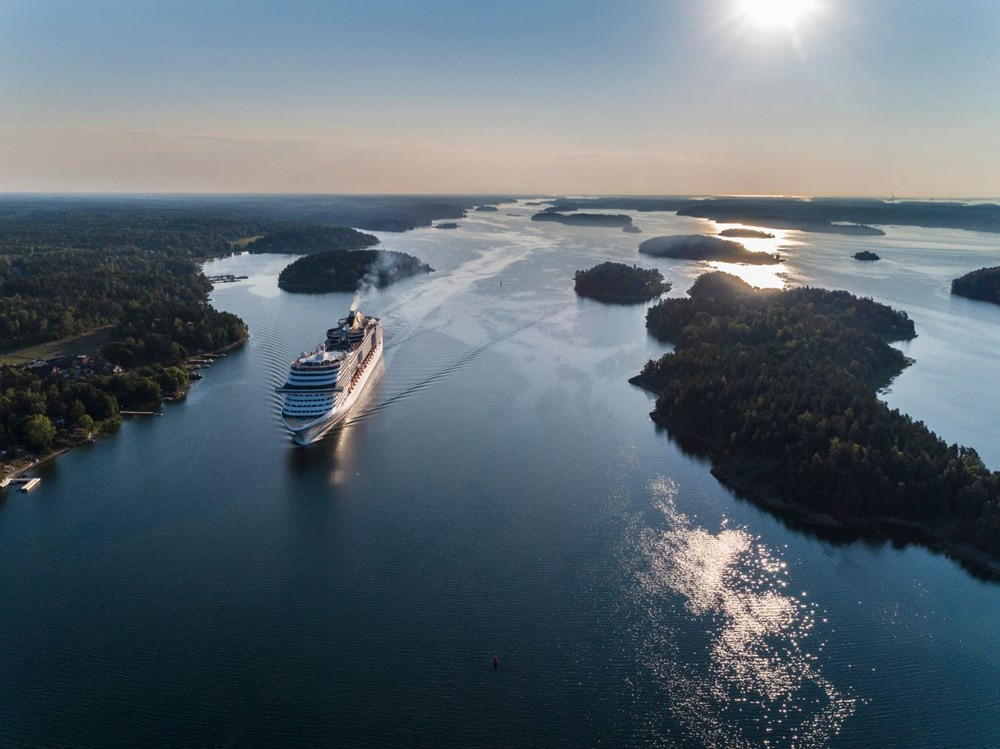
left=3, top=0, right=998, bottom=197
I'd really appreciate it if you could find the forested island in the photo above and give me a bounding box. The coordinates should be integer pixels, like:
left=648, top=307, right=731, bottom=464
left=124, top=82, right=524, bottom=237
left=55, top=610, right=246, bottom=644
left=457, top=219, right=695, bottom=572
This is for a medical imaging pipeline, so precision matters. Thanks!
left=638, top=235, right=782, bottom=264
left=623, top=225, right=642, bottom=234
left=854, top=251, right=881, bottom=261
left=574, top=262, right=670, bottom=303
left=719, top=228, right=775, bottom=239
left=952, top=266, right=1000, bottom=305
left=475, top=205, right=499, bottom=212
left=434, top=222, right=460, bottom=229
left=277, top=250, right=433, bottom=293
left=631, top=272, right=1000, bottom=573
left=531, top=212, right=635, bottom=228
left=246, top=225, right=379, bottom=254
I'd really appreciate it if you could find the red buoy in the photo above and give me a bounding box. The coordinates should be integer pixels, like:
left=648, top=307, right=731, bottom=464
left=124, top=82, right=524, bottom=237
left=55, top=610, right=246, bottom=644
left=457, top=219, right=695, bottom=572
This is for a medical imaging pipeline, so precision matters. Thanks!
left=493, top=655, right=500, bottom=668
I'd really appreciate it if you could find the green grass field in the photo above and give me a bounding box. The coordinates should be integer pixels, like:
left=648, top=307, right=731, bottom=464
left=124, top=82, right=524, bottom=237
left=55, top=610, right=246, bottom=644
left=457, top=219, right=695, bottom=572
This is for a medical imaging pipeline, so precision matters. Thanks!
left=230, top=235, right=262, bottom=249
left=0, top=326, right=115, bottom=366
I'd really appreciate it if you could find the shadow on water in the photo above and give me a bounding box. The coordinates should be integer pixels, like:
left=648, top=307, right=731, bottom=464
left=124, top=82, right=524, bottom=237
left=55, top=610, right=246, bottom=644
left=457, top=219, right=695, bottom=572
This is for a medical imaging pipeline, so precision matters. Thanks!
left=649, top=420, right=716, bottom=468
left=726, top=488, right=1000, bottom=583
left=722, top=484, right=1000, bottom=583
left=640, top=399, right=1000, bottom=583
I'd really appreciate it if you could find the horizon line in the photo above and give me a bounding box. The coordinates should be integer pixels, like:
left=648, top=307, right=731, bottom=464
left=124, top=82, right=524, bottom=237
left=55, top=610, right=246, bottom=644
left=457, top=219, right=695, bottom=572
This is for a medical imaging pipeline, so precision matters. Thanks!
left=1, top=191, right=999, bottom=202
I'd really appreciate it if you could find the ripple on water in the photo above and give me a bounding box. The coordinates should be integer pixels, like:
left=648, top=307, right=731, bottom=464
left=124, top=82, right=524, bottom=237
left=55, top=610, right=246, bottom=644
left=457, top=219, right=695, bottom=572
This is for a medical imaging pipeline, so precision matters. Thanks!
left=629, top=477, right=856, bottom=748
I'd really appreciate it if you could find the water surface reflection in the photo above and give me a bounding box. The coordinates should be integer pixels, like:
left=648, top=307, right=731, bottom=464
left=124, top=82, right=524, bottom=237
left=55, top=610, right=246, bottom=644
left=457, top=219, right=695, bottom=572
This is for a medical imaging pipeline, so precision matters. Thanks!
left=631, top=478, right=855, bottom=747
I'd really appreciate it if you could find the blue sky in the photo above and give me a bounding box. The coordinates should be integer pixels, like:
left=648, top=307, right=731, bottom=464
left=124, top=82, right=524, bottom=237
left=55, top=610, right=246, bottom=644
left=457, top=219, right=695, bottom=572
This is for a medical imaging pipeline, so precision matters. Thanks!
left=2, top=0, right=998, bottom=195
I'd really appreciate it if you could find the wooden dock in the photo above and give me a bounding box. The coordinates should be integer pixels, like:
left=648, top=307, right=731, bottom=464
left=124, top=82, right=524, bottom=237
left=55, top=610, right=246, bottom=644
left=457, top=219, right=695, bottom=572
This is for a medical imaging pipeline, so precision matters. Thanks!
left=2, top=476, right=41, bottom=492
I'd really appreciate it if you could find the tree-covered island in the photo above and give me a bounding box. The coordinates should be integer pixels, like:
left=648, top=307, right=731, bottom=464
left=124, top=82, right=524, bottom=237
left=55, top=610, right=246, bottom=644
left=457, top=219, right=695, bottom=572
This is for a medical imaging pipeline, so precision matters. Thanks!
left=278, top=250, right=433, bottom=293
left=246, top=225, right=379, bottom=254
left=719, top=228, right=775, bottom=239
left=531, top=212, right=635, bottom=228
left=854, top=251, right=881, bottom=261
left=952, top=266, right=1000, bottom=306
left=574, top=262, right=671, bottom=303
left=631, top=272, right=1000, bottom=574
left=638, top=235, right=782, bottom=264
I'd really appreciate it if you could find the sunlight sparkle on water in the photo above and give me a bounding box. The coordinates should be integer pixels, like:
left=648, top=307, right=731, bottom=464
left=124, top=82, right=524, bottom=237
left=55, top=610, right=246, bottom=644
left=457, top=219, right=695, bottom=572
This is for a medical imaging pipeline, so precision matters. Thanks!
left=704, top=223, right=795, bottom=289
left=632, top=478, right=855, bottom=747
left=707, top=261, right=787, bottom=289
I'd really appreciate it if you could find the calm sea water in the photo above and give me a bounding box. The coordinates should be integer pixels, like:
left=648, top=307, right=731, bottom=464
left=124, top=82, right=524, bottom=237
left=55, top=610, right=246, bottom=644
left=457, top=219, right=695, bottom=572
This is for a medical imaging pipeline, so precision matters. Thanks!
left=3, top=203, right=1000, bottom=747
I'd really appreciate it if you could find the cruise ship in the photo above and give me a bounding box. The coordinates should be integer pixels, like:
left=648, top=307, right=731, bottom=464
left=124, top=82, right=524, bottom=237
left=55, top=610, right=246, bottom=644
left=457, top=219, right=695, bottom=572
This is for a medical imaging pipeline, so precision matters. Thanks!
left=278, top=308, right=383, bottom=444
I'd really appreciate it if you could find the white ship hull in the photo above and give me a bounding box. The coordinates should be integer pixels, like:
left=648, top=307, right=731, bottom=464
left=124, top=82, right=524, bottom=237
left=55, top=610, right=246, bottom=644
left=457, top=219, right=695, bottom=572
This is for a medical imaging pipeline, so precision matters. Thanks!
left=281, top=337, right=383, bottom=445
left=279, top=309, right=384, bottom=445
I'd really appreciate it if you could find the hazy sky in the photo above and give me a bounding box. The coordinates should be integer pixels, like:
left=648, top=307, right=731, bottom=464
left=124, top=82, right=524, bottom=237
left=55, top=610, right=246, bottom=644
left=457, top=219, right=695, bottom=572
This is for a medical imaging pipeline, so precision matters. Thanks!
left=2, top=0, right=998, bottom=196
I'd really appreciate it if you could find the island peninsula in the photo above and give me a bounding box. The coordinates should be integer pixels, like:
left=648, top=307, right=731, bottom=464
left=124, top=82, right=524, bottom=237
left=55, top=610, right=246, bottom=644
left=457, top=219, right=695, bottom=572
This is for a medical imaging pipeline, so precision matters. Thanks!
left=631, top=272, right=1000, bottom=576
left=952, top=266, right=1000, bottom=305
left=639, top=235, right=782, bottom=265
left=719, top=228, right=775, bottom=239
left=531, top=211, right=635, bottom=228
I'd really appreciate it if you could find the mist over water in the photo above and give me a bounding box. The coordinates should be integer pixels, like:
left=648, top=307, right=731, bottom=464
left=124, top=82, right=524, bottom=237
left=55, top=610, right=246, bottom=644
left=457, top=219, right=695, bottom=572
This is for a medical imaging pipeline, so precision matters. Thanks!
left=2, top=202, right=1000, bottom=747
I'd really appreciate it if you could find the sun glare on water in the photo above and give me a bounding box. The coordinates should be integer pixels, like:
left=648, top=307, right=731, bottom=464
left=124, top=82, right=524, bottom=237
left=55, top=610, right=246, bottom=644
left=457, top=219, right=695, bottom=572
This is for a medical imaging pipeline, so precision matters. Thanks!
left=740, top=0, right=816, bottom=28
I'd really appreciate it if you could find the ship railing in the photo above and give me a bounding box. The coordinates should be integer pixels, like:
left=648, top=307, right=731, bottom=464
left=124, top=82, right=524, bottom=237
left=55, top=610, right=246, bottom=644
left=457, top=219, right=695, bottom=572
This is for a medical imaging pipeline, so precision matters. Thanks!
left=276, top=385, right=343, bottom=393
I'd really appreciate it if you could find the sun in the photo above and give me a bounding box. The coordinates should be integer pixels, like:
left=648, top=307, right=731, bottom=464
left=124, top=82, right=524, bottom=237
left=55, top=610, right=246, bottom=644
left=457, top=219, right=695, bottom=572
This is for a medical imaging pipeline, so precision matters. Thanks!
left=739, top=0, right=816, bottom=28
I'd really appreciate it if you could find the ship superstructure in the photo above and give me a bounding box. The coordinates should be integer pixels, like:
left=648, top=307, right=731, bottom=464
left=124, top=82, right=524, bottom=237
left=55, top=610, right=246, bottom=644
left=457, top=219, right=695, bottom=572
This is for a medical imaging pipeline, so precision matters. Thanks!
left=278, top=309, right=383, bottom=444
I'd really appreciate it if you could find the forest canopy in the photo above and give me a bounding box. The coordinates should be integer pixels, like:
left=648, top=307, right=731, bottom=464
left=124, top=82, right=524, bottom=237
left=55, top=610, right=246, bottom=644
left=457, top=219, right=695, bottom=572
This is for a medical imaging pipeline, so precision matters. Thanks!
left=277, top=250, right=433, bottom=293
left=952, top=266, right=1000, bottom=305
left=574, top=262, right=670, bottom=303
left=633, top=272, right=1000, bottom=566
left=0, top=200, right=253, bottom=463
left=246, top=225, right=379, bottom=254
left=532, top=212, right=635, bottom=228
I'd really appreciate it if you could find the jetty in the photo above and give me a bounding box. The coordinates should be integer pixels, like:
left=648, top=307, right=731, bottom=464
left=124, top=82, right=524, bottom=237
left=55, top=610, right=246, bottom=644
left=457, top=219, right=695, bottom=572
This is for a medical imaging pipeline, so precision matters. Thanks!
left=2, top=477, right=42, bottom=492
left=206, top=274, right=248, bottom=284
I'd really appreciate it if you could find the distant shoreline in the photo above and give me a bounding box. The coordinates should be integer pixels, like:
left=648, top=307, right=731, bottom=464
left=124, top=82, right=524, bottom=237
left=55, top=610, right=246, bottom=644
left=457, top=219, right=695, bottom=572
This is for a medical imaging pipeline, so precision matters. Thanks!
left=547, top=196, right=1000, bottom=235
